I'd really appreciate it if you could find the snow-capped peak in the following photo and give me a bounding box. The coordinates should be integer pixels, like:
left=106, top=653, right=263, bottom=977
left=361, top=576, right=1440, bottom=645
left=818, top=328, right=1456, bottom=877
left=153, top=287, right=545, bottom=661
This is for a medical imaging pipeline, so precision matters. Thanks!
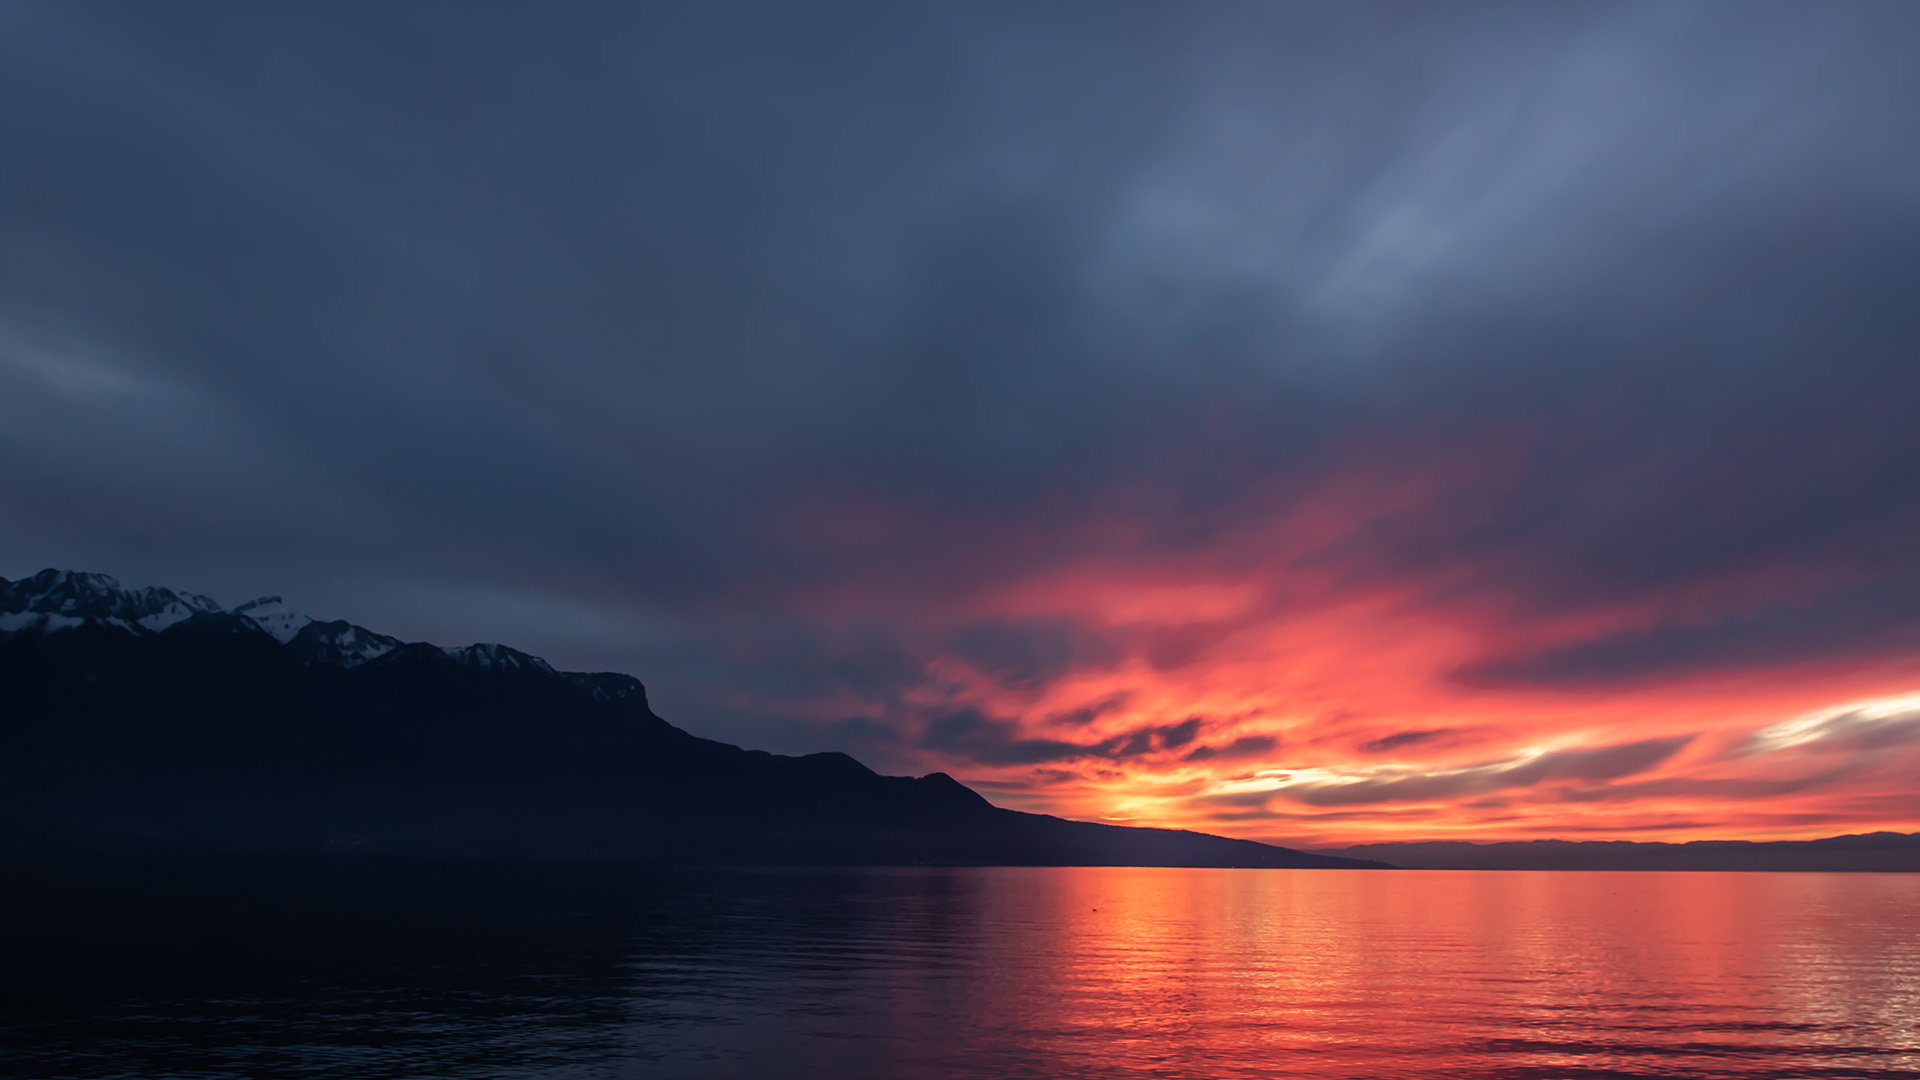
left=287, top=619, right=402, bottom=668
left=0, top=568, right=223, bottom=634
left=231, top=595, right=315, bottom=645
left=442, top=642, right=557, bottom=675
left=2, top=570, right=634, bottom=705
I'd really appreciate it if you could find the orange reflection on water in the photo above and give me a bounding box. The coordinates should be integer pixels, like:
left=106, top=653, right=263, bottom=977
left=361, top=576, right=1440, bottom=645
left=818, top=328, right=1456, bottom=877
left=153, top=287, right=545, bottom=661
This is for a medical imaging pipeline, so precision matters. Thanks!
left=12, top=862, right=1919, bottom=1079
left=867, top=868, right=1920, bottom=1079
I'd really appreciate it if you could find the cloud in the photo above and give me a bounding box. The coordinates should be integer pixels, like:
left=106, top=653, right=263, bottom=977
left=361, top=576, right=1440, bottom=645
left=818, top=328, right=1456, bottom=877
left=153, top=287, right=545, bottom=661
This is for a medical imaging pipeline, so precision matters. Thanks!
left=923, top=710, right=1087, bottom=766
left=1, top=1, right=1917, bottom=841
left=1357, top=728, right=1469, bottom=755
left=942, top=618, right=1126, bottom=692
left=1743, top=694, right=1920, bottom=757
left=1184, top=736, right=1279, bottom=763
left=1045, top=691, right=1133, bottom=727
left=1269, top=736, right=1696, bottom=807
left=919, top=708, right=1215, bottom=768
left=1455, top=580, right=1920, bottom=689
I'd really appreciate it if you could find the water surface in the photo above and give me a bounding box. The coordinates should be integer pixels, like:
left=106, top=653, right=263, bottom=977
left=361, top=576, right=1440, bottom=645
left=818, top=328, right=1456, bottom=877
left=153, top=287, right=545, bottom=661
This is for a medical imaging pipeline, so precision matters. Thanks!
left=5, top=858, right=1918, bottom=1078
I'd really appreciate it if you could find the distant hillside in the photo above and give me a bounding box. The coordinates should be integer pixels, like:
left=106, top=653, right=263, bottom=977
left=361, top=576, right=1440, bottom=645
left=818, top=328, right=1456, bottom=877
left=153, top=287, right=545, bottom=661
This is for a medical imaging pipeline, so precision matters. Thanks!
left=1316, top=833, right=1920, bottom=872
left=0, top=569, right=1381, bottom=869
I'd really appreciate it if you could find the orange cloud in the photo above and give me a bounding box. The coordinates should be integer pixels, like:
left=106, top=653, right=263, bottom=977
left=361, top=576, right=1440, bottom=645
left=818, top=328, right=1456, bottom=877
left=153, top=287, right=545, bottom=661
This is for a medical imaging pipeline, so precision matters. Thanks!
left=708, top=441, right=1920, bottom=847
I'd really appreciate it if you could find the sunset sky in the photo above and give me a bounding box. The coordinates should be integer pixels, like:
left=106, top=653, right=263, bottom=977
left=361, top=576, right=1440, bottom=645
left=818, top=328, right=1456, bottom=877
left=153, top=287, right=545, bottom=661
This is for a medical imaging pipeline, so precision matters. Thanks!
left=3, top=1, right=1918, bottom=846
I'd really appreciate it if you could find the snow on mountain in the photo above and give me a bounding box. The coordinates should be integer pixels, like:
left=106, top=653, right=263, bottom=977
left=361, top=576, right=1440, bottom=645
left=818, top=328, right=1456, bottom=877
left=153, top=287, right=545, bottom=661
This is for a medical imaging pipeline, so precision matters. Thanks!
left=0, top=569, right=332, bottom=648
left=0, top=610, right=90, bottom=633
left=442, top=642, right=557, bottom=675
left=0, top=568, right=221, bottom=633
left=231, top=596, right=314, bottom=644
left=135, top=601, right=209, bottom=632
left=3, top=569, right=641, bottom=710
left=288, top=619, right=402, bottom=668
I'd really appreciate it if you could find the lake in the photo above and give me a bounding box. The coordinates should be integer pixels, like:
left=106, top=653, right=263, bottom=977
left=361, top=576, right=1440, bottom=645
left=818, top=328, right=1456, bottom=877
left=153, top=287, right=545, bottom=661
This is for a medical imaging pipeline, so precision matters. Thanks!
left=4, top=858, right=1918, bottom=1078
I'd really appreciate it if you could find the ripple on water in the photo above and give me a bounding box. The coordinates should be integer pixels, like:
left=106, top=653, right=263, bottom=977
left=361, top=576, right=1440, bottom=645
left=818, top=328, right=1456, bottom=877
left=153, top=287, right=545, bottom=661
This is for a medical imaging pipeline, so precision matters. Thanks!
left=4, top=861, right=1920, bottom=1079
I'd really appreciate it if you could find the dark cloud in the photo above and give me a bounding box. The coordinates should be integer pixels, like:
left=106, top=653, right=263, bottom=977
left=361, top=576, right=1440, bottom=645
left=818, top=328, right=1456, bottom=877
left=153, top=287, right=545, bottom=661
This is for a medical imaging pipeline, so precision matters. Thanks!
left=1357, top=728, right=1467, bottom=755
left=1545, top=766, right=1870, bottom=806
left=1455, top=578, right=1920, bottom=689
left=1159, top=717, right=1203, bottom=750
left=923, top=710, right=1087, bottom=767
left=921, top=708, right=1216, bottom=768
left=1143, top=622, right=1240, bottom=671
left=1184, top=736, right=1279, bottom=763
left=0, top=0, right=1916, bottom=758
left=1046, top=692, right=1134, bottom=728
left=943, top=619, right=1125, bottom=693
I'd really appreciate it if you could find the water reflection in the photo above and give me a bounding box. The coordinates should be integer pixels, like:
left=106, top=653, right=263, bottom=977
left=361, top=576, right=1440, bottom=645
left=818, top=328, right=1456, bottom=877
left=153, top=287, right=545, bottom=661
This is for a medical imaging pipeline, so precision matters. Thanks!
left=4, top=858, right=1918, bottom=1078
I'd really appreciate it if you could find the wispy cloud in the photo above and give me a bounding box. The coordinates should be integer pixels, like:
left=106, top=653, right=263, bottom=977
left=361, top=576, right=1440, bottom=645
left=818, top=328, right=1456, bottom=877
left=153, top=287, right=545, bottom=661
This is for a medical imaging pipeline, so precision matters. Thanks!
left=1250, top=736, right=1697, bottom=808
left=1743, top=693, right=1920, bottom=757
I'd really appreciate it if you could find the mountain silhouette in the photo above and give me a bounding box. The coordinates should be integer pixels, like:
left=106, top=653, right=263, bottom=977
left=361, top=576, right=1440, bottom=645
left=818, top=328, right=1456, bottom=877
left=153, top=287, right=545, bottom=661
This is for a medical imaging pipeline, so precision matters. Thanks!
left=1314, top=834, right=1920, bottom=872
left=0, top=569, right=1379, bottom=868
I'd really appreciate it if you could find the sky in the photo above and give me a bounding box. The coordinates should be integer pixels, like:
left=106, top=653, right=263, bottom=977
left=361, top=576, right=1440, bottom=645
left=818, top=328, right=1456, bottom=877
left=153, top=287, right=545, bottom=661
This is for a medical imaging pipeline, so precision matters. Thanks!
left=3, top=1, right=1919, bottom=847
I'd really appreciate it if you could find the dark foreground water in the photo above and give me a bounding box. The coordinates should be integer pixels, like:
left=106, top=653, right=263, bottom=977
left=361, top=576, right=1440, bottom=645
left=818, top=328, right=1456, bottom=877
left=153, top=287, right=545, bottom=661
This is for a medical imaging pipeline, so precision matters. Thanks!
left=3, top=858, right=1918, bottom=1079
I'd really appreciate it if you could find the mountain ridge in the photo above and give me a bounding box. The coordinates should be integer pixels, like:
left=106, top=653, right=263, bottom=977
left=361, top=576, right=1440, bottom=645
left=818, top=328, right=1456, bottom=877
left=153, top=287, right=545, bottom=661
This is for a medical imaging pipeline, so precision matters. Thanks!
left=0, top=568, right=1381, bottom=869
left=1314, top=833, right=1920, bottom=872
left=2, top=568, right=552, bottom=675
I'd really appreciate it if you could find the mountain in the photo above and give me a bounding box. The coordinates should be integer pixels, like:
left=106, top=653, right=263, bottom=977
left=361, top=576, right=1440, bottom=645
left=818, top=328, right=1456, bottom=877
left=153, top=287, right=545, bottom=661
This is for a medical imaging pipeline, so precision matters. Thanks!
left=1314, top=834, right=1920, bottom=872
left=0, top=569, right=1380, bottom=868
left=0, top=569, right=220, bottom=634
